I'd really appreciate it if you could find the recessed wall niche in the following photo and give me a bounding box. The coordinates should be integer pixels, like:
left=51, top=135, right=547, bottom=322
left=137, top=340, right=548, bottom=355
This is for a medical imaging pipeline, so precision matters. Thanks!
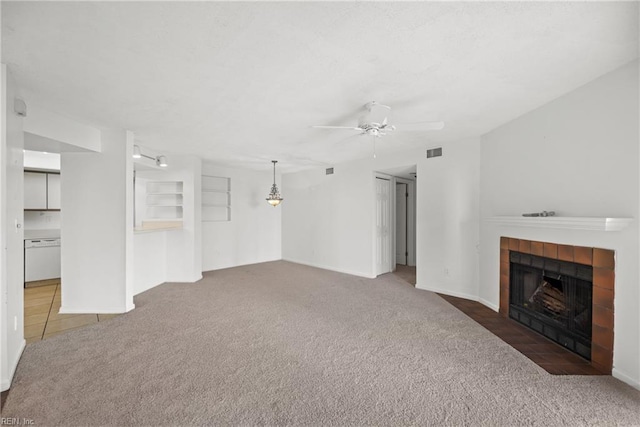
left=202, top=175, right=231, bottom=222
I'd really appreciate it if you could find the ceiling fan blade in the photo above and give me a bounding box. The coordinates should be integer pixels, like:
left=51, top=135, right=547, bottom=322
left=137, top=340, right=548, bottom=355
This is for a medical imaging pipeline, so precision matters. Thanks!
left=311, top=125, right=363, bottom=131
left=395, top=121, right=445, bottom=131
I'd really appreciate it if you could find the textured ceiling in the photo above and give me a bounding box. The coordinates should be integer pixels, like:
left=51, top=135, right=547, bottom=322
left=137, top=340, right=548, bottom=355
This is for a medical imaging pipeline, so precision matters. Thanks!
left=2, top=1, right=638, bottom=172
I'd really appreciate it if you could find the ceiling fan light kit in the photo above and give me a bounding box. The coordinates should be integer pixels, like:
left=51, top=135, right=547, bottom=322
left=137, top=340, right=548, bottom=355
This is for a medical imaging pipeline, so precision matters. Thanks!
left=266, top=160, right=283, bottom=207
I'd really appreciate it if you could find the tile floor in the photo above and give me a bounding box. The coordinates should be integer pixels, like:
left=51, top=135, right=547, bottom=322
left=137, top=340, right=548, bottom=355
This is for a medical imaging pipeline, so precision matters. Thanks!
left=438, top=293, right=604, bottom=375
left=24, top=282, right=119, bottom=344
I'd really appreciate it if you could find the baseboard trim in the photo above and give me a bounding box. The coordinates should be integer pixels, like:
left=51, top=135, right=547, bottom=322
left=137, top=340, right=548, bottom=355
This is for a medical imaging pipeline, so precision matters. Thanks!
left=478, top=297, right=499, bottom=312
left=165, top=274, right=203, bottom=283
left=1, top=339, right=26, bottom=391
left=612, top=368, right=640, bottom=390
left=415, top=283, right=479, bottom=302
left=202, top=258, right=282, bottom=273
left=282, top=258, right=376, bottom=279
left=59, top=306, right=130, bottom=314
left=134, top=280, right=164, bottom=297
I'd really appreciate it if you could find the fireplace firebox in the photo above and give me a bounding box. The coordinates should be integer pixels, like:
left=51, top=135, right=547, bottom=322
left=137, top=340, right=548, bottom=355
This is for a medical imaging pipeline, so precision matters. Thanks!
left=509, top=251, right=593, bottom=360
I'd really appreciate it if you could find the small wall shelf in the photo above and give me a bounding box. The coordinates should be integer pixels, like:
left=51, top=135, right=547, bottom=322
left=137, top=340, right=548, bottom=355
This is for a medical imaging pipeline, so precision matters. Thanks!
left=486, top=216, right=633, bottom=232
left=145, top=181, right=183, bottom=221
left=202, top=175, right=230, bottom=222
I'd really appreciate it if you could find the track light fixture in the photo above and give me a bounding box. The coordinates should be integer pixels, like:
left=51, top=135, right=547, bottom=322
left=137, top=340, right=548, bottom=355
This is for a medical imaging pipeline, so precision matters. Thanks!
left=156, top=155, right=168, bottom=168
left=133, top=145, right=168, bottom=168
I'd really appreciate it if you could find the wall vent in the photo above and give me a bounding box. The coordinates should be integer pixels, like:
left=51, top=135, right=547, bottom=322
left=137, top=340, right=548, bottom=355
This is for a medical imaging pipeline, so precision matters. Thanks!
left=326, top=167, right=334, bottom=175
left=426, top=147, right=443, bottom=158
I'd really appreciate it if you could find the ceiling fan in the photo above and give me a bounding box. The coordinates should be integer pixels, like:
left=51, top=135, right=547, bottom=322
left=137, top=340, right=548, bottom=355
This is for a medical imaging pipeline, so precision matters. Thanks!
left=311, top=101, right=444, bottom=138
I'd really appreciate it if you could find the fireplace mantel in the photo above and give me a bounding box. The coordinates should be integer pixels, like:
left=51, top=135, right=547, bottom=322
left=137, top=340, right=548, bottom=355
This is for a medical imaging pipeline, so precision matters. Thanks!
left=487, top=216, right=633, bottom=232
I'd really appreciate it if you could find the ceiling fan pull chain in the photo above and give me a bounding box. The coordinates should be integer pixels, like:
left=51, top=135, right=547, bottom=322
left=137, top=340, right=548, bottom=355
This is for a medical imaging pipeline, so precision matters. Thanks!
left=373, top=137, right=377, bottom=159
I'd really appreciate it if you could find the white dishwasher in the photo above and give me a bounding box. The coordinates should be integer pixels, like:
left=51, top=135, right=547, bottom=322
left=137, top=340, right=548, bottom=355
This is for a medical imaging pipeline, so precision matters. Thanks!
left=24, top=238, right=61, bottom=283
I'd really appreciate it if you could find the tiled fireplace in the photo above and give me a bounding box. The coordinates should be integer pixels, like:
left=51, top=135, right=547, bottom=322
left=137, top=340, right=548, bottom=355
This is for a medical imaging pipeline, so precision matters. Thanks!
left=499, top=237, right=614, bottom=374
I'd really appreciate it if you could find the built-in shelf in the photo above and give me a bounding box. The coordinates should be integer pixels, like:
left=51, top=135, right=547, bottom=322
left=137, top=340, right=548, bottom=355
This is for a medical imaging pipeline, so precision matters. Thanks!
left=145, top=181, right=183, bottom=221
left=202, top=175, right=230, bottom=222
left=486, top=216, right=633, bottom=232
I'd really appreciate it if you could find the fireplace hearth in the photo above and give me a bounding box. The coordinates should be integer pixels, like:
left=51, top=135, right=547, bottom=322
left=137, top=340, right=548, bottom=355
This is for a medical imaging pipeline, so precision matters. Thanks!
left=509, top=251, right=592, bottom=359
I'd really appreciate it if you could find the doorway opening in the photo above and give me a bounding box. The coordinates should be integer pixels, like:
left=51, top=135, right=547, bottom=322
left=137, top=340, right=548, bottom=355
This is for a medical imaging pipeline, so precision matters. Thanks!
left=375, top=166, right=417, bottom=284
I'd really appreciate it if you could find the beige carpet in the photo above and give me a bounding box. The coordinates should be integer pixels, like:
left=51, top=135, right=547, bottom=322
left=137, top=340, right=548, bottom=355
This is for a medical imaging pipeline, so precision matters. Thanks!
left=3, top=261, right=640, bottom=426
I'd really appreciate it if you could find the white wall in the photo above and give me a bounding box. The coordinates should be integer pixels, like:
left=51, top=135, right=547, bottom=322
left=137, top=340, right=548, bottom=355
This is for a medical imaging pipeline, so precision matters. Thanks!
left=479, top=61, right=639, bottom=388
left=60, top=129, right=135, bottom=313
left=282, top=141, right=481, bottom=295
left=282, top=159, right=376, bottom=277
left=416, top=139, right=481, bottom=299
left=201, top=163, right=281, bottom=271
left=165, top=155, right=202, bottom=282
left=0, top=64, right=25, bottom=391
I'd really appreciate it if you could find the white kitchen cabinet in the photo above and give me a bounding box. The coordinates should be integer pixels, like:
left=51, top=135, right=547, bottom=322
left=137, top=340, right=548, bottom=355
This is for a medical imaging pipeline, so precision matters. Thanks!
left=24, top=171, right=48, bottom=209
left=47, top=173, right=61, bottom=209
left=24, top=171, right=61, bottom=210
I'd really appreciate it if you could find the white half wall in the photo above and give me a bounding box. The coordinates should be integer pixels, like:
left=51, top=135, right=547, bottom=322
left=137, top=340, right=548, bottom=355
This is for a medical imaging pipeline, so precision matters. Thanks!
left=201, top=163, right=281, bottom=271
left=479, top=60, right=640, bottom=388
left=0, top=64, right=26, bottom=391
left=60, top=129, right=134, bottom=313
left=133, top=231, right=167, bottom=295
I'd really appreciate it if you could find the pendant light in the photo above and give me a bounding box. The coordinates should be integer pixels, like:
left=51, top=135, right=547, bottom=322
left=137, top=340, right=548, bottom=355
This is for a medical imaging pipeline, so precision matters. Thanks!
left=266, top=160, right=283, bottom=207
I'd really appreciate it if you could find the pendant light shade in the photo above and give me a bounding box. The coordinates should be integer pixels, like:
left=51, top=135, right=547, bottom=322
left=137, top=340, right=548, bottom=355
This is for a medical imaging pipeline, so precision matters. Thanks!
left=266, top=160, right=283, bottom=207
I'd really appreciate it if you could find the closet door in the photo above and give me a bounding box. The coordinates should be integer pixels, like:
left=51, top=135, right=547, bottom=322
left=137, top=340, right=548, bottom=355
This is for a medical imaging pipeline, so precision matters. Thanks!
left=375, top=176, right=392, bottom=276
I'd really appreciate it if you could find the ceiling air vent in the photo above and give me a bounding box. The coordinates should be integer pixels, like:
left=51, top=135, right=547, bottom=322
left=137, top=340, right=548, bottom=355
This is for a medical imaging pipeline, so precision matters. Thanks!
left=426, top=147, right=443, bottom=158
left=326, top=167, right=334, bottom=175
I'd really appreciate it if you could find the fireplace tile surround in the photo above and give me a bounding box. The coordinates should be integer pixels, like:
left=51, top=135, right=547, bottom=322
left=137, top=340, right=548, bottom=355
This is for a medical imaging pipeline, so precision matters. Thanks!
left=499, top=237, right=614, bottom=374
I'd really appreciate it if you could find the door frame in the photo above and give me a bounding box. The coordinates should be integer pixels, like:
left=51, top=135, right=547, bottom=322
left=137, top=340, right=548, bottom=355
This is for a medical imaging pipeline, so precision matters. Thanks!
left=394, top=177, right=416, bottom=267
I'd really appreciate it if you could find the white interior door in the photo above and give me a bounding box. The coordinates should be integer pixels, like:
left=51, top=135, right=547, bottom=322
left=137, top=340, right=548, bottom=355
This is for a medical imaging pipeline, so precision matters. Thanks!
left=375, top=177, right=391, bottom=276
left=395, top=182, right=407, bottom=265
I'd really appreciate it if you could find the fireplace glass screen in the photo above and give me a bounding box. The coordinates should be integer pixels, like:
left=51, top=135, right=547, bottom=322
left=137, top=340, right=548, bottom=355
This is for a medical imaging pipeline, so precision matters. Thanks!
left=509, top=251, right=593, bottom=360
